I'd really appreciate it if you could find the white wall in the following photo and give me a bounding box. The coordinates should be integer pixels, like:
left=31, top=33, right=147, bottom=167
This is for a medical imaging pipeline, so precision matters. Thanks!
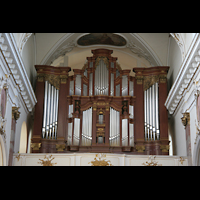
left=22, top=34, right=37, bottom=90
left=12, top=153, right=189, bottom=166
left=166, top=34, right=196, bottom=157
left=167, top=36, right=183, bottom=92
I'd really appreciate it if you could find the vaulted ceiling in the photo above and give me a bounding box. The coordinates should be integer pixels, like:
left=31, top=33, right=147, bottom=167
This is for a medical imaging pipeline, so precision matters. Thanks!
left=32, top=33, right=172, bottom=76
left=15, top=33, right=186, bottom=78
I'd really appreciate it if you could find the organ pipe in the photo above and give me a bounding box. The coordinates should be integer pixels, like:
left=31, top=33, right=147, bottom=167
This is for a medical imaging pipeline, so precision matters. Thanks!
left=42, top=81, right=59, bottom=139
left=95, top=59, right=108, bottom=95
left=82, top=107, right=92, bottom=146
left=42, top=81, right=48, bottom=138
left=109, top=107, right=120, bottom=146
left=144, top=90, right=147, bottom=140
left=155, top=82, right=160, bottom=139
left=144, top=82, right=160, bottom=141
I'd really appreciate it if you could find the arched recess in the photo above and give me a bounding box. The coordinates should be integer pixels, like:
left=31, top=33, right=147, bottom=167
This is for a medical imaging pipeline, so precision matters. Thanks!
left=193, top=134, right=200, bottom=166
left=19, top=121, right=27, bottom=153
left=0, top=135, right=6, bottom=166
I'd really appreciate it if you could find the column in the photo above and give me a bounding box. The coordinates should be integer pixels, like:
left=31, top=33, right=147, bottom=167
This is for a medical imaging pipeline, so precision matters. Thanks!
left=134, top=75, right=145, bottom=154
left=56, top=69, right=69, bottom=152
left=181, top=112, right=192, bottom=165
left=31, top=73, right=45, bottom=153
left=159, top=75, right=169, bottom=155
left=8, top=107, right=20, bottom=166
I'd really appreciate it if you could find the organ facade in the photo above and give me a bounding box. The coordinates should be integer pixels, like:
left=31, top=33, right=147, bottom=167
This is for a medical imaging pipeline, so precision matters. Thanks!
left=31, top=49, right=169, bottom=155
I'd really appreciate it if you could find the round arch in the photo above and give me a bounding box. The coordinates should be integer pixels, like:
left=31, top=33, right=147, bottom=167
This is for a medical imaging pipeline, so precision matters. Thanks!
left=0, top=135, right=6, bottom=166
left=19, top=121, right=27, bottom=153
left=193, top=134, right=200, bottom=166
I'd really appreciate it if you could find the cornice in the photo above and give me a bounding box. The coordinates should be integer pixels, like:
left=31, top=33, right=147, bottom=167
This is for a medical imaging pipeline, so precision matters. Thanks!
left=165, top=33, right=200, bottom=115
left=0, top=33, right=37, bottom=112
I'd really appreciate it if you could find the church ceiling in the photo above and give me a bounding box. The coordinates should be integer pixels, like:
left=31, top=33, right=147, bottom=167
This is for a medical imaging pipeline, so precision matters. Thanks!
left=18, top=33, right=181, bottom=76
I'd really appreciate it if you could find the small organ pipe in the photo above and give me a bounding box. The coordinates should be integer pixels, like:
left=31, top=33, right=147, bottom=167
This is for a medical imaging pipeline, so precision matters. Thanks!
left=155, top=82, right=160, bottom=139
left=50, top=85, right=54, bottom=138
left=152, top=84, right=155, bottom=140
left=147, top=87, right=150, bottom=140
left=42, top=81, right=48, bottom=138
left=144, top=90, right=147, bottom=140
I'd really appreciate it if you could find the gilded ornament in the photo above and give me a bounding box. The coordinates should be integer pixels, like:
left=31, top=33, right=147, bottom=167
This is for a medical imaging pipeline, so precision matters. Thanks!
left=60, top=74, right=68, bottom=84
left=135, top=145, right=145, bottom=152
left=56, top=144, right=66, bottom=151
left=179, top=157, right=185, bottom=165
left=88, top=153, right=113, bottom=166
left=44, top=74, right=60, bottom=90
left=15, top=154, right=21, bottom=161
left=160, top=145, right=169, bottom=152
left=142, top=155, right=162, bottom=166
left=12, top=107, right=20, bottom=120
left=38, top=155, right=57, bottom=166
left=143, top=75, right=159, bottom=91
left=135, top=76, right=144, bottom=84
left=181, top=112, right=190, bottom=126
left=159, top=74, right=167, bottom=83
left=31, top=143, right=41, bottom=150
left=95, top=57, right=109, bottom=70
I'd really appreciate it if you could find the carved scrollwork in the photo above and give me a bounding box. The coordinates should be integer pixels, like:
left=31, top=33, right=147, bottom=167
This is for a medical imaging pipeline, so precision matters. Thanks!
left=95, top=56, right=109, bottom=70
left=12, top=107, right=20, bottom=121
left=143, top=75, right=159, bottom=91
left=181, top=112, right=190, bottom=127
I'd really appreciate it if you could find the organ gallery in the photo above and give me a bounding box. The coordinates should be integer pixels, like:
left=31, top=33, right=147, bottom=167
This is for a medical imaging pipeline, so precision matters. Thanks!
left=31, top=48, right=169, bottom=155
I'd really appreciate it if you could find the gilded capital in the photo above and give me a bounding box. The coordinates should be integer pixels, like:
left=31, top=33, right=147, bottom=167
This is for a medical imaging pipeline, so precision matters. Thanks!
left=135, top=145, right=145, bottom=152
left=160, top=145, right=169, bottom=152
left=135, top=76, right=144, bottom=85
left=181, top=112, right=190, bottom=126
left=159, top=74, right=167, bottom=83
left=31, top=143, right=41, bottom=150
left=56, top=144, right=66, bottom=151
left=60, top=74, right=68, bottom=84
left=12, top=107, right=20, bottom=121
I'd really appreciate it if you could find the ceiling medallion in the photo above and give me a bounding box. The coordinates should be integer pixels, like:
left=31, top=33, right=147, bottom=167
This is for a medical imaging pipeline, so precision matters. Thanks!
left=77, top=33, right=127, bottom=47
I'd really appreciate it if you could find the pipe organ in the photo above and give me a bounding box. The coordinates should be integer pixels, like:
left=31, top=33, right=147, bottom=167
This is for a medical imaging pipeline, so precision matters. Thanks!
left=32, top=49, right=169, bottom=155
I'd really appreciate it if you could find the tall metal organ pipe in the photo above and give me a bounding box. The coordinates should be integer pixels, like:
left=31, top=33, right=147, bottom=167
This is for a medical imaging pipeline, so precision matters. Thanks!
left=42, top=81, right=59, bottom=139
left=144, top=82, right=160, bottom=141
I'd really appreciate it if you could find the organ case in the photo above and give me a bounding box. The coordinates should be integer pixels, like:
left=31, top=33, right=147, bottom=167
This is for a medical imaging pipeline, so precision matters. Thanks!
left=31, top=49, right=169, bottom=155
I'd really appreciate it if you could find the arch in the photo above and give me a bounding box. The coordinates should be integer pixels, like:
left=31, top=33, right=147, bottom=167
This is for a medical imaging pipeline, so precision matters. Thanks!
left=0, top=135, right=6, bottom=166
left=1, top=87, right=7, bottom=118
left=19, top=121, right=27, bottom=153
left=169, top=33, right=185, bottom=60
left=193, top=134, right=200, bottom=166
left=40, top=33, right=163, bottom=67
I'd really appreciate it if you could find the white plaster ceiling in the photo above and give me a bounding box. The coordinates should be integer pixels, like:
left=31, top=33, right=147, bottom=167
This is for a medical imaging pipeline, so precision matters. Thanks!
left=34, top=33, right=170, bottom=76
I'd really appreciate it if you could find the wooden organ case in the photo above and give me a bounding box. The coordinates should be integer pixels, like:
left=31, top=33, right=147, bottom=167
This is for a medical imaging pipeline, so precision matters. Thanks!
left=31, top=49, right=169, bottom=155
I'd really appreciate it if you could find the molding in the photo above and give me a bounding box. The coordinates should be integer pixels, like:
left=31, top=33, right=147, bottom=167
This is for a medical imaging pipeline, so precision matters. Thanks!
left=127, top=40, right=153, bottom=66
left=19, top=33, right=32, bottom=55
left=0, top=33, right=37, bottom=112
left=170, top=33, right=185, bottom=60
left=165, top=33, right=200, bottom=115
left=40, top=33, right=74, bottom=65
left=129, top=33, right=163, bottom=66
